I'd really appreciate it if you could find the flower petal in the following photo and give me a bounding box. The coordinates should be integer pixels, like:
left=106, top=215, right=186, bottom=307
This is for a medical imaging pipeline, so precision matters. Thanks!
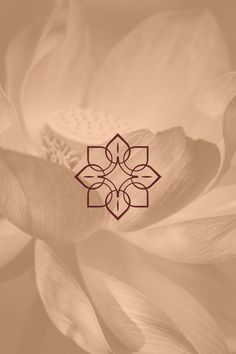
left=5, top=21, right=43, bottom=118
left=193, top=74, right=236, bottom=185
left=0, top=218, right=31, bottom=269
left=75, top=164, right=105, bottom=189
left=196, top=73, right=236, bottom=120
left=124, top=183, right=148, bottom=207
left=126, top=146, right=149, bottom=170
left=16, top=0, right=93, bottom=142
left=105, top=133, right=130, bottom=164
left=35, top=240, right=111, bottom=353
left=81, top=266, right=197, bottom=353
left=0, top=86, right=26, bottom=152
left=106, top=190, right=130, bottom=220
left=77, top=230, right=229, bottom=353
left=120, top=185, right=236, bottom=263
left=0, top=149, right=104, bottom=242
left=88, top=146, right=111, bottom=171
left=132, top=164, right=161, bottom=189
left=87, top=184, right=111, bottom=207
left=112, top=128, right=220, bottom=230
left=87, top=9, right=230, bottom=136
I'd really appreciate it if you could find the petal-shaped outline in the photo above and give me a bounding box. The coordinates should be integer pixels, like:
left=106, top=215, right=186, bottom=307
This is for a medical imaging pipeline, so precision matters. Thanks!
left=105, top=134, right=130, bottom=164
left=87, top=146, right=113, bottom=172
left=88, top=183, right=113, bottom=208
left=124, top=146, right=149, bottom=171
left=106, top=190, right=130, bottom=220
left=75, top=133, right=161, bottom=219
left=75, top=164, right=105, bottom=190
left=123, top=182, right=149, bottom=208
left=131, top=164, right=161, bottom=189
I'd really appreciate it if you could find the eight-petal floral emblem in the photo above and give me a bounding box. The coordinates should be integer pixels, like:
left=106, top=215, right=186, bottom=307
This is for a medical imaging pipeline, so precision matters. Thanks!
left=75, top=134, right=161, bottom=219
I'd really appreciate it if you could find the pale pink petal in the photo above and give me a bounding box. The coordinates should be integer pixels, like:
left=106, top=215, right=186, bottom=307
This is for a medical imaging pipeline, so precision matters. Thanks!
left=0, top=149, right=104, bottom=242
left=35, top=240, right=111, bottom=353
left=120, top=185, right=236, bottom=263
left=14, top=0, right=93, bottom=143
left=77, top=231, right=229, bottom=353
left=0, top=218, right=31, bottom=268
left=87, top=9, right=230, bottom=136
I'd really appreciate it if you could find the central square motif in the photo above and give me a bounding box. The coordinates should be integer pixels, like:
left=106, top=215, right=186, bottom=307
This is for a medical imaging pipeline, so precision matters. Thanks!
left=75, top=134, right=161, bottom=219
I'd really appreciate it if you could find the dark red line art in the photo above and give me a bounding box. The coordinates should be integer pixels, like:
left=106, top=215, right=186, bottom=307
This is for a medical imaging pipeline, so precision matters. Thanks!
left=74, top=133, right=161, bottom=220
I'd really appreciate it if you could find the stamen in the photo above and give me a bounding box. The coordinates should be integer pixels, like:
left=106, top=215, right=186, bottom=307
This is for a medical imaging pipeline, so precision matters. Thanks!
left=40, top=126, right=81, bottom=170
left=40, top=107, right=132, bottom=169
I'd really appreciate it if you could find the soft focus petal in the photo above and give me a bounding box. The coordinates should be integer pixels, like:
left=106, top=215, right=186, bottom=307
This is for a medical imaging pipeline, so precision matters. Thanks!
left=81, top=266, right=197, bottom=353
left=194, top=74, right=236, bottom=184
left=0, top=149, right=104, bottom=242
left=202, top=94, right=236, bottom=188
left=140, top=256, right=236, bottom=347
left=87, top=146, right=110, bottom=170
left=196, top=73, right=236, bottom=121
left=111, top=128, right=220, bottom=230
left=0, top=86, right=26, bottom=152
left=77, top=231, right=229, bottom=353
left=220, top=164, right=236, bottom=186
left=35, top=240, right=111, bottom=353
left=120, top=185, right=236, bottom=263
left=0, top=218, right=31, bottom=268
left=126, top=146, right=149, bottom=170
left=75, top=164, right=105, bottom=190
left=11, top=0, right=93, bottom=143
left=216, top=262, right=236, bottom=350
left=132, top=165, right=161, bottom=189
left=87, top=9, right=230, bottom=136
left=5, top=21, right=43, bottom=118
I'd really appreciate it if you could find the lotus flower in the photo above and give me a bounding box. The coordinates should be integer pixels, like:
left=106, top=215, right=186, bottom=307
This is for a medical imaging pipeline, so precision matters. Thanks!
left=1, top=1, right=236, bottom=353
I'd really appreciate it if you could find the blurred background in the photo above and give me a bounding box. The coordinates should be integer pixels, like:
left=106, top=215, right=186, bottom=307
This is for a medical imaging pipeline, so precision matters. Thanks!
left=0, top=0, right=236, bottom=353
left=0, top=0, right=236, bottom=82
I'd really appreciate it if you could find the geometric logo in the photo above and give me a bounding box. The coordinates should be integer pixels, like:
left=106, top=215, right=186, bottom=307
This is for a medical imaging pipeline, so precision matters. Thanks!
left=74, top=134, right=161, bottom=220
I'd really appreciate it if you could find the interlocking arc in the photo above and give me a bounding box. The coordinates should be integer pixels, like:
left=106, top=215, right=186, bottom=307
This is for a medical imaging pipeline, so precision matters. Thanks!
left=75, top=134, right=161, bottom=219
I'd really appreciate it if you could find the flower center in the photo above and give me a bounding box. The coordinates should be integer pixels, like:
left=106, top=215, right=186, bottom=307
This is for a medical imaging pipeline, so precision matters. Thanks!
left=41, top=107, right=132, bottom=170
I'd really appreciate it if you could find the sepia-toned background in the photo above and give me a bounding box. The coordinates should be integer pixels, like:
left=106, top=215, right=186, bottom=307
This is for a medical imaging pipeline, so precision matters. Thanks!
left=1, top=0, right=236, bottom=83
left=0, top=0, right=236, bottom=353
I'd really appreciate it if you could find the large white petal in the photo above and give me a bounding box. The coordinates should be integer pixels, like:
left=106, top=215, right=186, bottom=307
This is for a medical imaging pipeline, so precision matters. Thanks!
left=87, top=9, right=230, bottom=137
left=10, top=0, right=93, bottom=143
left=35, top=240, right=111, bottom=353
left=120, top=185, right=236, bottom=263
left=0, top=149, right=104, bottom=242
left=0, top=86, right=26, bottom=152
left=81, top=266, right=196, bottom=353
left=105, top=128, right=220, bottom=231
left=77, top=231, right=229, bottom=353
left=5, top=21, right=43, bottom=118
left=195, top=76, right=236, bottom=188
left=0, top=218, right=31, bottom=268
